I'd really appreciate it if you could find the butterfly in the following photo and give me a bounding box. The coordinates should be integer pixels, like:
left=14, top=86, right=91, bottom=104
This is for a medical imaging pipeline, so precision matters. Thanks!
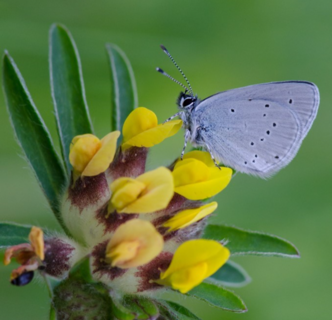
left=157, top=45, right=319, bottom=178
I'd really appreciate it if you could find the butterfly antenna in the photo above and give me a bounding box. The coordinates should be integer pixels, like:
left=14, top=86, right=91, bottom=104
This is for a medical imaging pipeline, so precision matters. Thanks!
left=156, top=67, right=190, bottom=93
left=160, top=45, right=194, bottom=96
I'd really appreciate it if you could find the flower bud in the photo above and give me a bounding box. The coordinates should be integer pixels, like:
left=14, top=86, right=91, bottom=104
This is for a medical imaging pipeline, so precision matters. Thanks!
left=69, top=131, right=120, bottom=177
left=109, top=167, right=174, bottom=214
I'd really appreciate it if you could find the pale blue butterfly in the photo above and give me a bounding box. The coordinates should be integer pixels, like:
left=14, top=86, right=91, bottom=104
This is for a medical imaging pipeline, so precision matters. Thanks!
left=157, top=45, right=319, bottom=178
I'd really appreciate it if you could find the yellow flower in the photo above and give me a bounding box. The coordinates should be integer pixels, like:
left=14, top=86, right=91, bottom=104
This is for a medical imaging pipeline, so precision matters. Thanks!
left=105, top=219, right=164, bottom=269
left=4, top=226, right=45, bottom=283
left=109, top=167, right=174, bottom=214
left=163, top=202, right=218, bottom=232
left=172, top=151, right=232, bottom=200
left=4, top=226, right=44, bottom=266
left=69, top=131, right=120, bottom=177
left=157, top=239, right=230, bottom=293
left=122, top=107, right=182, bottom=150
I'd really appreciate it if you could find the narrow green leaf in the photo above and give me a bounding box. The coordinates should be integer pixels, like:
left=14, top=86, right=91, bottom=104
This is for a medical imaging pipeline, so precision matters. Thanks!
left=155, top=303, right=178, bottom=320
left=187, top=282, right=247, bottom=313
left=157, top=300, right=202, bottom=320
left=2, top=52, right=68, bottom=233
left=0, top=222, right=31, bottom=247
left=203, top=224, right=300, bottom=258
left=106, top=43, right=138, bottom=132
left=123, top=295, right=159, bottom=320
left=210, top=261, right=251, bottom=288
left=69, top=256, right=93, bottom=282
left=49, top=24, right=94, bottom=173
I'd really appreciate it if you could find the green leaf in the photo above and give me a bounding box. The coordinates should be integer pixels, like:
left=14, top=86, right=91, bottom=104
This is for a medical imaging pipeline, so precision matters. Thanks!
left=210, top=261, right=251, bottom=288
left=187, top=282, right=247, bottom=313
left=109, top=293, right=135, bottom=320
left=156, top=300, right=201, bottom=320
left=203, top=224, right=300, bottom=258
left=122, top=295, right=159, bottom=320
left=2, top=52, right=69, bottom=233
left=49, top=24, right=94, bottom=174
left=69, top=256, right=93, bottom=282
left=154, top=303, right=178, bottom=320
left=0, top=222, right=31, bottom=247
left=106, top=43, right=138, bottom=132
left=49, top=305, right=56, bottom=320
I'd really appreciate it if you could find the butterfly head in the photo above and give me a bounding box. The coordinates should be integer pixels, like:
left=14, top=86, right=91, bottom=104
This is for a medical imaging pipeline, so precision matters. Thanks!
left=177, top=92, right=198, bottom=110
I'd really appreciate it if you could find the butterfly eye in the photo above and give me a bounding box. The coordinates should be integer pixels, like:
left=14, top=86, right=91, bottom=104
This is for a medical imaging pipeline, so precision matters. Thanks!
left=182, top=98, right=194, bottom=107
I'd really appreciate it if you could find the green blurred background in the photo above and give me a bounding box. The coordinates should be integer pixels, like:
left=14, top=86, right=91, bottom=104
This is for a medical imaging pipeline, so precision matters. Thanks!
left=0, top=0, right=331, bottom=319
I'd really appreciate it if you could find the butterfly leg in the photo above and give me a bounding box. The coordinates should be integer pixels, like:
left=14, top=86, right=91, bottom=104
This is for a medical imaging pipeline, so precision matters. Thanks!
left=204, top=143, right=220, bottom=169
left=163, top=112, right=182, bottom=124
left=181, top=130, right=191, bottom=160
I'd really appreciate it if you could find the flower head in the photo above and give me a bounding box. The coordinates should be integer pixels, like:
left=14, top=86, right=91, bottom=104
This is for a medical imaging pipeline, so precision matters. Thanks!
left=58, top=109, right=235, bottom=298
left=67, top=110, right=235, bottom=296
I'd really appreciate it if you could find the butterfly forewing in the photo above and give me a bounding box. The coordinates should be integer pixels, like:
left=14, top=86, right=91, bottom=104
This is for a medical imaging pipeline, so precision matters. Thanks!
left=193, top=81, right=318, bottom=177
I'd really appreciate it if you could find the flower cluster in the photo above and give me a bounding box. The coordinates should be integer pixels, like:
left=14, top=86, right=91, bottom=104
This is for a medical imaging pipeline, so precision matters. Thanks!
left=4, top=106, right=232, bottom=295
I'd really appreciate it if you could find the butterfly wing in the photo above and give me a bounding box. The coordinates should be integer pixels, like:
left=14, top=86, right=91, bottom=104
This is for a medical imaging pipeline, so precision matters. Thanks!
left=193, top=81, right=319, bottom=177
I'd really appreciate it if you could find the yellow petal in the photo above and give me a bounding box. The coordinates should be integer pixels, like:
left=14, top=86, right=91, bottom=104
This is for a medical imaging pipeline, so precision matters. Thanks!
left=69, top=134, right=101, bottom=173
left=175, top=167, right=232, bottom=200
left=173, top=157, right=232, bottom=200
left=29, top=226, right=44, bottom=260
left=110, top=177, right=135, bottom=192
left=82, top=131, right=120, bottom=176
left=157, top=239, right=230, bottom=293
left=122, top=107, right=182, bottom=149
left=123, top=107, right=158, bottom=142
left=105, top=219, right=164, bottom=268
left=166, top=262, right=207, bottom=294
left=183, top=150, right=216, bottom=167
left=173, top=159, right=209, bottom=187
left=107, top=240, right=141, bottom=267
left=110, top=178, right=146, bottom=211
left=163, top=202, right=218, bottom=231
left=122, top=120, right=182, bottom=149
left=120, top=167, right=174, bottom=214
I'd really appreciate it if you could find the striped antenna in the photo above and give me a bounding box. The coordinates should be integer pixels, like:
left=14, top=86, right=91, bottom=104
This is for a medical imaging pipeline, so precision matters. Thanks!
left=156, top=68, right=190, bottom=93
left=159, top=45, right=194, bottom=96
